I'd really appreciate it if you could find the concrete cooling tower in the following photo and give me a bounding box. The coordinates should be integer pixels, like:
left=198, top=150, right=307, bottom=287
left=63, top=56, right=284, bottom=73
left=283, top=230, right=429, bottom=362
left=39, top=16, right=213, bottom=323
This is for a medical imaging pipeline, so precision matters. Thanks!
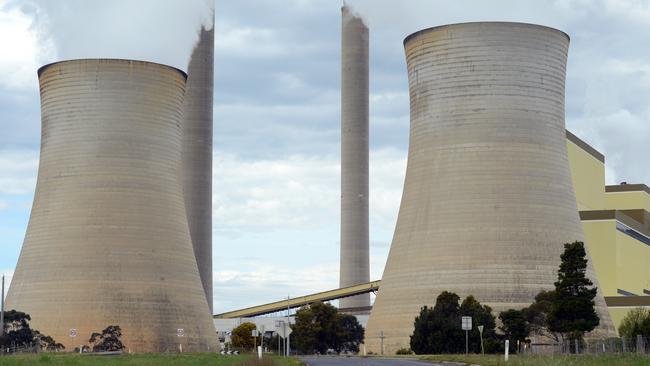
left=5, top=59, right=219, bottom=352
left=182, top=23, right=215, bottom=313
left=340, top=5, right=370, bottom=310
left=365, top=22, right=615, bottom=354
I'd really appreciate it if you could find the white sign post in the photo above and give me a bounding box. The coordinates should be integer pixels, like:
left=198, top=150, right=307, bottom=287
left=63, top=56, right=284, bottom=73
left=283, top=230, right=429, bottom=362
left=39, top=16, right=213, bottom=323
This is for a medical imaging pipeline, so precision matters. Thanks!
left=69, top=329, right=79, bottom=354
left=461, top=316, right=472, bottom=355
left=478, top=325, right=484, bottom=355
left=505, top=339, right=510, bottom=361
left=177, top=328, right=184, bottom=353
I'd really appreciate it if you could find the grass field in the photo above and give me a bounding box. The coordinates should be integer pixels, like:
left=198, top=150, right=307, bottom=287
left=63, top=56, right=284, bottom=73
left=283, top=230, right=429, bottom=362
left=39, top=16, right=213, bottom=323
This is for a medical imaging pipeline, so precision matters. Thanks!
left=418, top=354, right=650, bottom=366
left=0, top=353, right=304, bottom=366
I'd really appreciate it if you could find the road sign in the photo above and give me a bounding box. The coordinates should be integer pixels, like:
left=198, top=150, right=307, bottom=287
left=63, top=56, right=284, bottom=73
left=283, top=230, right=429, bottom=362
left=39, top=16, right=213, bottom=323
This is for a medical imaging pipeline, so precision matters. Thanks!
left=461, top=317, right=472, bottom=355
left=69, top=329, right=77, bottom=338
left=252, top=329, right=259, bottom=337
left=277, top=323, right=292, bottom=338
left=461, top=316, right=472, bottom=330
left=177, top=328, right=185, bottom=337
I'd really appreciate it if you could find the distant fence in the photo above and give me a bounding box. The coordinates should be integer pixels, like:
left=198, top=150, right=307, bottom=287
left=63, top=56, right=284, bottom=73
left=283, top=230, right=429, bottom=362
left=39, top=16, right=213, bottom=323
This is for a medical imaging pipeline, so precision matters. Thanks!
left=527, top=335, right=650, bottom=355
left=0, top=344, right=41, bottom=355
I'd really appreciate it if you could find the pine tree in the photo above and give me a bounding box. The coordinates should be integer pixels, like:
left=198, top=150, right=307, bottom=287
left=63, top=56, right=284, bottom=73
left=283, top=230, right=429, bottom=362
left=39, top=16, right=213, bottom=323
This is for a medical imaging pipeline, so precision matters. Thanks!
left=547, top=241, right=599, bottom=342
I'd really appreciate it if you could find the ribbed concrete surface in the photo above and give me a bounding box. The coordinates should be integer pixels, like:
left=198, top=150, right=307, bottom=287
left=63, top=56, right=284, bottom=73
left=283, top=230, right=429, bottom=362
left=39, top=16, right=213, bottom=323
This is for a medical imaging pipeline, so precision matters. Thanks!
left=340, top=6, right=370, bottom=310
left=365, top=22, right=615, bottom=354
left=182, top=24, right=215, bottom=313
left=6, top=59, right=219, bottom=352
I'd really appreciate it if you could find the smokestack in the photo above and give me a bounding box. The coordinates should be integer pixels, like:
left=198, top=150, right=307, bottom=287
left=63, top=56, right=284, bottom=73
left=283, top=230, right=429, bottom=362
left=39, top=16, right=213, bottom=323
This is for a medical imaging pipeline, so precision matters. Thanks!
left=365, top=22, right=615, bottom=354
left=182, top=15, right=215, bottom=313
left=340, top=5, right=370, bottom=310
left=6, top=59, right=219, bottom=352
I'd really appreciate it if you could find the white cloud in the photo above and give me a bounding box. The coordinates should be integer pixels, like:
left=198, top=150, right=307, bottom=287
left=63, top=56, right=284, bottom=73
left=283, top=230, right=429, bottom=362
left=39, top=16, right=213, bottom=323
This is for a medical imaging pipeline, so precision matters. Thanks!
left=0, top=3, right=52, bottom=90
left=6, top=0, right=213, bottom=72
left=216, top=22, right=286, bottom=59
left=213, top=148, right=405, bottom=235
left=213, top=153, right=339, bottom=234
left=211, top=148, right=406, bottom=311
left=213, top=261, right=338, bottom=312
left=0, top=150, right=38, bottom=195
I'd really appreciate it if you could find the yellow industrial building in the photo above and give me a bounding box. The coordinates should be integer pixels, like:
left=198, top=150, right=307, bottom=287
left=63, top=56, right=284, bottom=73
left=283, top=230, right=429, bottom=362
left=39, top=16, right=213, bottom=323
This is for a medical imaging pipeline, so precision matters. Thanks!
left=567, top=130, right=650, bottom=331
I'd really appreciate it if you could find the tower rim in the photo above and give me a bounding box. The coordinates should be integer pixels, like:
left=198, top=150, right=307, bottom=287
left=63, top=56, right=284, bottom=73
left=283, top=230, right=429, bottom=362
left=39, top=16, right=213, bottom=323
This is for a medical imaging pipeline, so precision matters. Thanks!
left=403, top=21, right=570, bottom=46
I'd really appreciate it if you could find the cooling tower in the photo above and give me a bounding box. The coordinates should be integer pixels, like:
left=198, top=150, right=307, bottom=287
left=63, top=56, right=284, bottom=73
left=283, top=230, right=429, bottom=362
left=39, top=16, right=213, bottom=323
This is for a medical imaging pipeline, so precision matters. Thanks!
left=340, top=5, right=370, bottom=310
left=182, top=22, right=215, bottom=313
left=365, top=22, right=615, bottom=354
left=6, top=59, right=219, bottom=352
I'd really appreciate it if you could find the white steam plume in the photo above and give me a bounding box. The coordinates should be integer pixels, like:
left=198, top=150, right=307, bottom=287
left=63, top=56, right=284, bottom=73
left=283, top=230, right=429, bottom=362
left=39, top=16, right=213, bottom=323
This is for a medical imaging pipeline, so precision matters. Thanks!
left=5, top=0, right=214, bottom=72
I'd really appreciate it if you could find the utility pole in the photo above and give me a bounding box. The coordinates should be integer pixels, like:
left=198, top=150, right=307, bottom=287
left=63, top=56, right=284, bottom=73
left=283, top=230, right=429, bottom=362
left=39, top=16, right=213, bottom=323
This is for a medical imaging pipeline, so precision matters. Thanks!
left=1, top=274, right=5, bottom=336
left=286, top=295, right=290, bottom=357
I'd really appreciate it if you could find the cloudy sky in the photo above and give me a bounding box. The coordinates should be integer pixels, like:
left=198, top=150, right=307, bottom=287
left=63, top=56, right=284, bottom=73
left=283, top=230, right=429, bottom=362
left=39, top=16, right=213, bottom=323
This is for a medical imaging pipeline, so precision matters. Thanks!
left=0, top=0, right=649, bottom=313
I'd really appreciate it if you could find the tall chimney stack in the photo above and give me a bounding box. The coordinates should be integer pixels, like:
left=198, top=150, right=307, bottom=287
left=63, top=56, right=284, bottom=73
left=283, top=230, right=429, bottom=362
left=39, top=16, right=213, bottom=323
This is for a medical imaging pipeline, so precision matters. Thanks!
left=340, top=5, right=370, bottom=310
left=182, top=13, right=215, bottom=313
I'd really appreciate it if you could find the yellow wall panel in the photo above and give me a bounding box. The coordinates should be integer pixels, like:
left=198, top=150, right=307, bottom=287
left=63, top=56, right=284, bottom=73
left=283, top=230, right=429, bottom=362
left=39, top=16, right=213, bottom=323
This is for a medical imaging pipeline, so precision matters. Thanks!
left=605, top=191, right=650, bottom=211
left=567, top=139, right=605, bottom=210
left=616, top=230, right=650, bottom=295
left=582, top=220, right=618, bottom=296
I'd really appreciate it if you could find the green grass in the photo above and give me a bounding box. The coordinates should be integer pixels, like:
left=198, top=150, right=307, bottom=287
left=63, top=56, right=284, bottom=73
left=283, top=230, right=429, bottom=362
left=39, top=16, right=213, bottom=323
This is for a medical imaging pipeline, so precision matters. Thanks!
left=0, top=353, right=304, bottom=366
left=417, top=354, right=650, bottom=366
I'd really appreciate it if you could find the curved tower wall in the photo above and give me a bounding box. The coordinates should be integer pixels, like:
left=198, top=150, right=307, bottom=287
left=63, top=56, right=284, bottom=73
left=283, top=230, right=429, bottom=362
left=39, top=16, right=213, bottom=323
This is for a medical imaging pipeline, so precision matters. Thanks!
left=6, top=59, right=219, bottom=352
left=340, top=5, right=370, bottom=310
left=183, top=22, right=215, bottom=313
left=365, top=22, right=615, bottom=354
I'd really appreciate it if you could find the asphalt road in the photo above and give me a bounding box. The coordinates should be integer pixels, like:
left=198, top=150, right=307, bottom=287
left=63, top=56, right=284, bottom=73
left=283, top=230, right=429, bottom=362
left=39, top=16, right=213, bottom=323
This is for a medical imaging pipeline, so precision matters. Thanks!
left=300, top=357, right=441, bottom=366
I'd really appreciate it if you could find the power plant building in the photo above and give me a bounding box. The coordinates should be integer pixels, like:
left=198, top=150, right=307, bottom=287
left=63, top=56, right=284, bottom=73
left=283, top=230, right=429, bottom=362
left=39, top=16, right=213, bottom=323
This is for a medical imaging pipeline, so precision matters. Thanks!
left=340, top=5, right=370, bottom=310
left=566, top=131, right=650, bottom=328
left=182, top=22, right=215, bottom=313
left=365, top=22, right=615, bottom=354
left=5, top=59, right=219, bottom=352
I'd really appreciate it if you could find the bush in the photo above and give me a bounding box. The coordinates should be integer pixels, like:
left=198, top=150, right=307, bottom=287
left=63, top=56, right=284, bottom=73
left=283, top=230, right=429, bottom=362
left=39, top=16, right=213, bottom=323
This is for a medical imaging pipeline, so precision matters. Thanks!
left=618, top=308, right=650, bottom=339
left=396, top=348, right=413, bottom=355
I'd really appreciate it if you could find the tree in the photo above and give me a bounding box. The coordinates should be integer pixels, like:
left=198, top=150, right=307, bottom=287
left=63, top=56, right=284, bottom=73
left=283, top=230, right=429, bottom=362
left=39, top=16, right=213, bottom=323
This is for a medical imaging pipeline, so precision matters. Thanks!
left=292, top=305, right=319, bottom=354
left=618, top=308, right=650, bottom=339
left=334, top=313, right=364, bottom=353
left=231, top=322, right=259, bottom=350
left=1, top=310, right=34, bottom=347
left=410, top=291, right=498, bottom=354
left=88, top=325, right=125, bottom=352
left=0, top=310, right=63, bottom=351
left=522, top=290, right=560, bottom=342
left=410, top=291, right=462, bottom=354
left=290, top=301, right=364, bottom=354
left=499, top=309, right=529, bottom=352
left=547, top=241, right=599, bottom=343
left=33, top=330, right=65, bottom=351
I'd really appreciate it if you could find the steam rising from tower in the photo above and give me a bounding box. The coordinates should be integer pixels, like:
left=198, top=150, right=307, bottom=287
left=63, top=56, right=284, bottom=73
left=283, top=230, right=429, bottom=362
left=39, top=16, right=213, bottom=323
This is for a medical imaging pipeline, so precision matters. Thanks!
left=340, top=5, right=370, bottom=310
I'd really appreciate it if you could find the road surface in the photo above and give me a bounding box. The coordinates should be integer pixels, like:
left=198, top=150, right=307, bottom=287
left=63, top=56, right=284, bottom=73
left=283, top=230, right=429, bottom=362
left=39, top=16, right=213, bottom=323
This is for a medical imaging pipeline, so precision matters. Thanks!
left=300, top=357, right=441, bottom=366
